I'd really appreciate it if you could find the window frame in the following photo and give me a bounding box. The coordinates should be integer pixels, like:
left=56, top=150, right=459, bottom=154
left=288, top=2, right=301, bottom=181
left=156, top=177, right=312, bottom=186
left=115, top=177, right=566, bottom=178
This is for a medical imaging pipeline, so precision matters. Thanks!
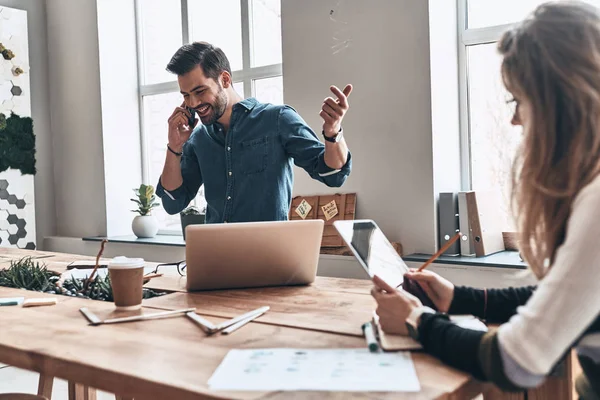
left=134, top=0, right=283, bottom=234
left=457, top=0, right=515, bottom=191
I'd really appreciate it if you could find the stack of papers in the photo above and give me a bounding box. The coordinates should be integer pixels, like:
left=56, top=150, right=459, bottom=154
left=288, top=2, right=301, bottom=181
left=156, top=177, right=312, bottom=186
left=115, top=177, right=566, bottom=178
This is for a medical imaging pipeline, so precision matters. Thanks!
left=208, top=348, right=420, bottom=392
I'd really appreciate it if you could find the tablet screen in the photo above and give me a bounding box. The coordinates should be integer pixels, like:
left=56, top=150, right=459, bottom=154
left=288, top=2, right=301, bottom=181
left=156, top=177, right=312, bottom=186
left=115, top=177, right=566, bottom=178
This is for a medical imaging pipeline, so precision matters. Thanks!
left=335, top=220, right=408, bottom=288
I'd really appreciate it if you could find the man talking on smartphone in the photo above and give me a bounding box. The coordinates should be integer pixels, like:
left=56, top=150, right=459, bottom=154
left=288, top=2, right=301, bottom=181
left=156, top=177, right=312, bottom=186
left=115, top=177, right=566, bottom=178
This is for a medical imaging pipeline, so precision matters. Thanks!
left=157, top=42, right=353, bottom=224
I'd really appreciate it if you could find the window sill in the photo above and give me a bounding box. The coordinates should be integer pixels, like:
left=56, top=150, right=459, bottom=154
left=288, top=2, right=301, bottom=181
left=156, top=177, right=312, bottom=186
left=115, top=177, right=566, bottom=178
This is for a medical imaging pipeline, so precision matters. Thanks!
left=81, top=235, right=356, bottom=261
left=82, top=235, right=185, bottom=247
left=403, top=251, right=526, bottom=269
left=82, top=238, right=526, bottom=268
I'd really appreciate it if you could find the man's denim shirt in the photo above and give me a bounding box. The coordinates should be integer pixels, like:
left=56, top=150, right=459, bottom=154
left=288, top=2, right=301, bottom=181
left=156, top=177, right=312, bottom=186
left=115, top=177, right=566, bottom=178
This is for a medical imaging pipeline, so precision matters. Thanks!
left=156, top=97, right=352, bottom=223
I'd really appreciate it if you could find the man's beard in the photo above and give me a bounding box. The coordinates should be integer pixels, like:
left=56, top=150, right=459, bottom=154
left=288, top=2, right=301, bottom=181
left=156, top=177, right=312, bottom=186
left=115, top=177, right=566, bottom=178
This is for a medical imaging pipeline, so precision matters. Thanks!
left=199, top=86, right=228, bottom=126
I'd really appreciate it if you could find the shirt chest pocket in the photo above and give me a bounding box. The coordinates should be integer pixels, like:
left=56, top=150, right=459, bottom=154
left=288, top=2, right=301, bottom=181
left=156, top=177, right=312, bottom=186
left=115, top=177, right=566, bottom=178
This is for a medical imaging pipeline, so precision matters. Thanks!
left=239, top=136, right=270, bottom=175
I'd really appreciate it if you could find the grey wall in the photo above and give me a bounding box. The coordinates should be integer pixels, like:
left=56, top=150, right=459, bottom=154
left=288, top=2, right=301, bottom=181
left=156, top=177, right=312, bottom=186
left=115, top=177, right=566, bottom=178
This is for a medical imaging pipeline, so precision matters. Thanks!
left=46, top=0, right=107, bottom=238
left=0, top=0, right=55, bottom=249
left=282, top=0, right=437, bottom=254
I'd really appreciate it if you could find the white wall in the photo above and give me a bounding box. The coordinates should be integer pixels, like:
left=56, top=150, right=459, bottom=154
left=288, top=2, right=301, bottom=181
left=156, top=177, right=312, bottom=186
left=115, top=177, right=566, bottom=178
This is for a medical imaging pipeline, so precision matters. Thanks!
left=46, top=0, right=107, bottom=238
left=0, top=0, right=55, bottom=249
left=282, top=0, right=437, bottom=255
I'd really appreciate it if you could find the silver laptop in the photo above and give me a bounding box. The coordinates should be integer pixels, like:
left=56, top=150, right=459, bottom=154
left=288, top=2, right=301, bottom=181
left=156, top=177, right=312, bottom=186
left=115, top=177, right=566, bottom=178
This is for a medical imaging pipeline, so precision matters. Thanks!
left=185, top=219, right=324, bottom=291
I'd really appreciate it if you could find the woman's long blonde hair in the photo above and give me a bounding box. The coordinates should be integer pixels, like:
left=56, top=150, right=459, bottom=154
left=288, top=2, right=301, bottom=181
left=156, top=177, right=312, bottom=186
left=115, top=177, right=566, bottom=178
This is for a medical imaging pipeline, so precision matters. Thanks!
left=499, top=1, right=600, bottom=278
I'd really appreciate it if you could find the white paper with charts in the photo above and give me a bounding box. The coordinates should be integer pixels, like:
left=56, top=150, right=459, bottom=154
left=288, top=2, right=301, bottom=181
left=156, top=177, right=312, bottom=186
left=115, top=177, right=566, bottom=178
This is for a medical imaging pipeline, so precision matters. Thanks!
left=208, top=348, right=420, bottom=392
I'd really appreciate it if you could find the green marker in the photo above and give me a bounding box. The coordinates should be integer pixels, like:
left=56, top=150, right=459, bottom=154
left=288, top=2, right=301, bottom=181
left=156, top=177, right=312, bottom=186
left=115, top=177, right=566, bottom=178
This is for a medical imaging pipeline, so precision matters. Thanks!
left=0, top=297, right=24, bottom=306
left=362, top=321, right=379, bottom=352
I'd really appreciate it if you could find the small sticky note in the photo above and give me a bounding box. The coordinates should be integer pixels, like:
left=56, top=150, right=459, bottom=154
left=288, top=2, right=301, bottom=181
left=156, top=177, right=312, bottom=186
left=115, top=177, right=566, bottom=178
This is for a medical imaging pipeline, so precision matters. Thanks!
left=22, top=298, right=57, bottom=308
left=321, top=200, right=339, bottom=221
left=295, top=199, right=312, bottom=219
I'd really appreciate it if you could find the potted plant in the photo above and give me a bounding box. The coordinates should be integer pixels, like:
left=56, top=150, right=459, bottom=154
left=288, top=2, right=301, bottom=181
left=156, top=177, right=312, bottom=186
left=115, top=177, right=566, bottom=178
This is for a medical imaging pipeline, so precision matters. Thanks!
left=180, top=205, right=206, bottom=239
left=130, top=184, right=160, bottom=238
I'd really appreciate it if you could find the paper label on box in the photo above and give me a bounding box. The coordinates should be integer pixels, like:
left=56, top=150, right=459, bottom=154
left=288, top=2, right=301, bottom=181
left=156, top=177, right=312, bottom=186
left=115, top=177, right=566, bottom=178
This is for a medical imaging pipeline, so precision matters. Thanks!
left=321, top=200, right=339, bottom=221
left=295, top=199, right=312, bottom=219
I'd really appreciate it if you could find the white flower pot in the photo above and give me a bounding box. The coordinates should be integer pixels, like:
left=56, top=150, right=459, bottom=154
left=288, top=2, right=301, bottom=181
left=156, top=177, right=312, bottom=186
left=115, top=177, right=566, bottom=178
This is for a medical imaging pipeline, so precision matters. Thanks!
left=132, top=215, right=158, bottom=238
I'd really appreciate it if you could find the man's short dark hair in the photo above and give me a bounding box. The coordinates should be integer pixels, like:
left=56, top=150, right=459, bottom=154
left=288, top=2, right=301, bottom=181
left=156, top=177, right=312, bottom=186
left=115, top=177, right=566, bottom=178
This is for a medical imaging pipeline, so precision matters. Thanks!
left=166, top=41, right=231, bottom=80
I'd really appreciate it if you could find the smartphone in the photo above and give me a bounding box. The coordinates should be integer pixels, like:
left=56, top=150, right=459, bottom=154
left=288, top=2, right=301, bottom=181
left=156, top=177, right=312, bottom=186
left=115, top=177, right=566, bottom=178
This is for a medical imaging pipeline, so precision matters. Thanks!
left=334, top=219, right=437, bottom=310
left=185, top=106, right=196, bottom=127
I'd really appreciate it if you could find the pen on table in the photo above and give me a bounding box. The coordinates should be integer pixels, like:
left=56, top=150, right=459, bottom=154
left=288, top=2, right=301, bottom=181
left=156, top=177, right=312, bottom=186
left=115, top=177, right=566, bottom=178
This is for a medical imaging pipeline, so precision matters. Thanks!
left=79, top=307, right=196, bottom=326
left=186, top=311, right=218, bottom=334
left=362, top=321, right=379, bottom=352
left=221, top=306, right=270, bottom=335
left=416, top=232, right=462, bottom=272
left=213, top=306, right=270, bottom=332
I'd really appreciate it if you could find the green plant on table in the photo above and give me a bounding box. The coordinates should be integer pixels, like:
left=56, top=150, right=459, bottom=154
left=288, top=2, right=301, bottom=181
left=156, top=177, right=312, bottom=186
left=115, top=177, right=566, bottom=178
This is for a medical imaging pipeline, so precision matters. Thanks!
left=0, top=257, right=60, bottom=292
left=0, top=256, right=166, bottom=301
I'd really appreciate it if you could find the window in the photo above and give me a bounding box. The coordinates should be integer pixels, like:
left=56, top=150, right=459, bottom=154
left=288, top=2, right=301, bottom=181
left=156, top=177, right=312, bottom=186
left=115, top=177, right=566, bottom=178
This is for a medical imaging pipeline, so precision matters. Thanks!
left=458, top=0, right=600, bottom=229
left=135, top=0, right=283, bottom=234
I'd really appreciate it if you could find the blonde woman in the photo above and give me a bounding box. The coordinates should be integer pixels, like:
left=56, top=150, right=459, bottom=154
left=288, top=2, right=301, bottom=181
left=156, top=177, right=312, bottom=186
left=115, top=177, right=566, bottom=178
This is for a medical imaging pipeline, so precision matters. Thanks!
left=372, top=2, right=600, bottom=397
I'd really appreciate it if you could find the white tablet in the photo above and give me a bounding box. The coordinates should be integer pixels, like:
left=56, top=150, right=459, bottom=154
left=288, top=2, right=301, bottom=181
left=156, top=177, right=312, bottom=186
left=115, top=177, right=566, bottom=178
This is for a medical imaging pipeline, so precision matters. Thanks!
left=333, top=219, right=408, bottom=288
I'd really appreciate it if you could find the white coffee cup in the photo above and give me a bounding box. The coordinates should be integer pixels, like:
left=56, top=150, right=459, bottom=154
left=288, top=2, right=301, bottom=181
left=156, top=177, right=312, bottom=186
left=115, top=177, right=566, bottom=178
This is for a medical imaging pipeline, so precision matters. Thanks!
left=108, top=256, right=145, bottom=310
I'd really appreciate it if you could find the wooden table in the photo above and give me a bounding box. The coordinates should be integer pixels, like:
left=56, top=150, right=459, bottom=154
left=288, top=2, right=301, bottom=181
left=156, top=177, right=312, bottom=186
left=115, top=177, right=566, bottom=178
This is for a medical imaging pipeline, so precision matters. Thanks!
left=0, top=248, right=505, bottom=399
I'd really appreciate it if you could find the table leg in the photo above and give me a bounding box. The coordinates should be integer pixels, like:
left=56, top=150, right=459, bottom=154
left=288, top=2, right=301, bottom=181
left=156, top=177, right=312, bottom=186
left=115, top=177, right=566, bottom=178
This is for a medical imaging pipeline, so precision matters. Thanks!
left=37, top=374, right=54, bottom=399
left=68, top=382, right=97, bottom=400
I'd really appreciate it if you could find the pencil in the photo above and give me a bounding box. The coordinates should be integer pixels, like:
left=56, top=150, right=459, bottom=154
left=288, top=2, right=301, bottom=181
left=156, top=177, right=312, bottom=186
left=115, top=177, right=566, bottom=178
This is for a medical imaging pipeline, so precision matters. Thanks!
left=221, top=307, right=269, bottom=335
left=417, top=232, right=462, bottom=272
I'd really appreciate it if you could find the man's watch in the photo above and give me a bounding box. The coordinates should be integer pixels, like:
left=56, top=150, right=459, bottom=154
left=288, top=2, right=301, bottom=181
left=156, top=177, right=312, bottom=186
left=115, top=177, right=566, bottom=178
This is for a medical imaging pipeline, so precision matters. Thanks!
left=322, top=127, right=343, bottom=143
left=405, top=306, right=436, bottom=341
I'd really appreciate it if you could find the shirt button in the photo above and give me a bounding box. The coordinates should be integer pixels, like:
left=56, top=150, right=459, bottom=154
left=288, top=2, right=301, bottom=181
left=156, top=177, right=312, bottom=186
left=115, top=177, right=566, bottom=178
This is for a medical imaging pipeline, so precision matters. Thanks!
left=227, top=147, right=231, bottom=151
left=227, top=196, right=231, bottom=200
left=229, top=171, right=232, bottom=176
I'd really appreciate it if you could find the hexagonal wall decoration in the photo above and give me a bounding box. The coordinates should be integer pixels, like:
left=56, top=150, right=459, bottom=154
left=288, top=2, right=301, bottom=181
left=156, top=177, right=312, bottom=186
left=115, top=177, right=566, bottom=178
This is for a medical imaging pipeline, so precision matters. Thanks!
left=7, top=224, right=17, bottom=235
left=0, top=7, right=36, bottom=250
left=0, top=81, right=12, bottom=102
left=2, top=98, right=14, bottom=111
left=0, top=170, right=36, bottom=249
left=10, top=84, right=21, bottom=96
left=0, top=8, right=13, bottom=20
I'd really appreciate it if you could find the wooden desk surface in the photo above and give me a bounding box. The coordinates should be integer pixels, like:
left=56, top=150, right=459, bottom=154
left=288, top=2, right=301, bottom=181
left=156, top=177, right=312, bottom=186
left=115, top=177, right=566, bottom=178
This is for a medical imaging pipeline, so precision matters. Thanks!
left=143, top=285, right=375, bottom=337
left=0, top=286, right=481, bottom=399
left=0, top=248, right=484, bottom=399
